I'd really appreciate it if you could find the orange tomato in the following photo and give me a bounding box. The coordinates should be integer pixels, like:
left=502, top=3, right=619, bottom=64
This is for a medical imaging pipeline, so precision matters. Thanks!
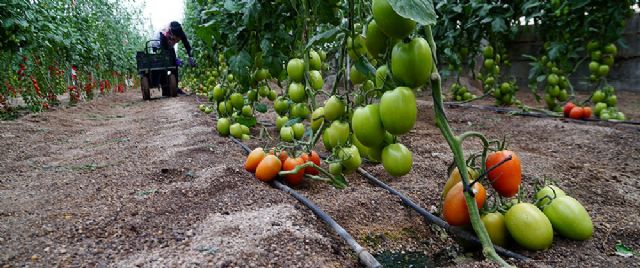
left=255, top=155, right=282, bottom=182
left=282, top=157, right=305, bottom=186
left=442, top=181, right=487, bottom=226
left=486, top=150, right=521, bottom=197
left=305, top=150, right=321, bottom=175
left=569, top=106, right=584, bottom=120
left=245, top=147, right=266, bottom=173
left=582, top=106, right=593, bottom=119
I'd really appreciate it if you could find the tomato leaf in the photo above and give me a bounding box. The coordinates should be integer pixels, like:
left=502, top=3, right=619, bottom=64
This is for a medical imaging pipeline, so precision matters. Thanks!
left=285, top=117, right=302, bottom=127
left=330, top=174, right=348, bottom=189
left=254, top=103, right=267, bottom=113
left=237, top=116, right=257, bottom=128
left=354, top=57, right=377, bottom=80
left=388, top=0, right=437, bottom=26
left=306, top=28, right=344, bottom=51
left=615, top=243, right=635, bottom=257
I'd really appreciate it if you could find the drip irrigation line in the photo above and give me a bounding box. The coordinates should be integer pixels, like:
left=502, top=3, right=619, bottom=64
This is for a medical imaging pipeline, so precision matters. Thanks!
left=356, top=167, right=529, bottom=261
left=445, top=102, right=640, bottom=126
left=229, top=137, right=382, bottom=268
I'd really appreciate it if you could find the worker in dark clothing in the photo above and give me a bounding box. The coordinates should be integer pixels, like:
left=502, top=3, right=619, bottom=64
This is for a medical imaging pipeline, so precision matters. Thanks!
left=151, top=21, right=195, bottom=94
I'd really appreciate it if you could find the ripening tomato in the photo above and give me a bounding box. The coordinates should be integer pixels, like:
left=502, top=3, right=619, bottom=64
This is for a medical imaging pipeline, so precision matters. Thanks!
left=442, top=181, right=487, bottom=226
left=481, top=212, right=510, bottom=247
left=282, top=157, right=305, bottom=186
left=255, top=155, right=282, bottom=182
left=442, top=166, right=479, bottom=200
left=505, top=203, right=554, bottom=250
left=485, top=150, right=521, bottom=197
left=301, top=150, right=321, bottom=175
left=245, top=147, right=266, bottom=173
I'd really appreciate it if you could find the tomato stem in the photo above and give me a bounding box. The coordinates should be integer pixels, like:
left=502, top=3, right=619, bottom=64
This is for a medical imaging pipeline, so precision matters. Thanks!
left=427, top=26, right=511, bottom=268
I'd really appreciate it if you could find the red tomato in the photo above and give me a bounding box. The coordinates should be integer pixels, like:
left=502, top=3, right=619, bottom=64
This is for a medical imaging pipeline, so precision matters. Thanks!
left=485, top=150, right=521, bottom=197
left=442, top=181, right=487, bottom=226
left=563, top=102, right=576, bottom=117
left=582, top=106, right=592, bottom=119
left=569, top=106, right=584, bottom=120
left=282, top=157, right=305, bottom=186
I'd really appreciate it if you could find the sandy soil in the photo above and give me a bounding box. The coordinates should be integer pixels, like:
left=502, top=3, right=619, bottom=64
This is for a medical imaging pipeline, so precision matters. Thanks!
left=1, top=85, right=639, bottom=267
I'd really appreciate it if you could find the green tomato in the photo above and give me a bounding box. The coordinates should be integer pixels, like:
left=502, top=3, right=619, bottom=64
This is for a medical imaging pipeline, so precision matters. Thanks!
left=615, top=111, right=626, bottom=121
left=558, top=89, right=569, bottom=101
left=274, top=97, right=290, bottom=116
left=247, top=89, right=258, bottom=102
left=599, top=110, right=611, bottom=120
left=309, top=49, right=322, bottom=71
left=352, top=104, right=385, bottom=147
left=276, top=116, right=288, bottom=130
left=322, top=121, right=350, bottom=151
left=483, top=46, right=494, bottom=58
left=602, top=55, right=614, bottom=67
left=591, top=50, right=602, bottom=61
left=547, top=73, right=559, bottom=86
left=309, top=70, right=324, bottom=90
left=288, top=82, right=306, bottom=103
left=329, top=162, right=343, bottom=176
left=505, top=203, right=554, bottom=251
left=594, top=102, right=608, bottom=116
left=213, top=84, right=225, bottom=101
left=241, top=134, right=250, bottom=141
left=292, top=123, right=305, bottom=140
left=543, top=196, right=593, bottom=240
left=287, top=58, right=305, bottom=82
left=366, top=20, right=389, bottom=59
left=535, top=185, right=566, bottom=207
left=391, top=37, right=433, bottom=88
left=500, top=82, right=511, bottom=94
left=350, top=65, right=367, bottom=85
left=351, top=134, right=370, bottom=160
left=481, top=212, right=510, bottom=247
left=230, top=123, right=243, bottom=139
left=381, top=143, right=413, bottom=177
left=338, top=145, right=362, bottom=174
left=324, top=95, right=345, bottom=121
left=258, top=85, right=270, bottom=97
left=310, top=107, right=325, bottom=132
left=591, top=90, right=606, bottom=103
left=280, top=126, right=295, bottom=142
left=268, top=90, right=277, bottom=101
left=548, top=85, right=560, bottom=97
left=291, top=103, right=310, bottom=119
left=241, top=105, right=253, bottom=117
left=372, top=0, right=416, bottom=39
left=380, top=87, right=417, bottom=135
left=254, top=68, right=270, bottom=81
left=606, top=95, right=617, bottom=107
left=216, top=118, right=230, bottom=136
left=586, top=40, right=600, bottom=52
left=603, top=43, right=617, bottom=55
left=598, top=65, right=610, bottom=77
left=347, top=35, right=369, bottom=59
left=318, top=50, right=327, bottom=61
left=230, top=93, right=244, bottom=110
left=483, top=59, right=495, bottom=70
left=241, top=125, right=250, bottom=135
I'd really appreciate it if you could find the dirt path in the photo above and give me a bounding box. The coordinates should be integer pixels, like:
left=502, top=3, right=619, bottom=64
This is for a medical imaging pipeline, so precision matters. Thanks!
left=1, top=89, right=639, bottom=267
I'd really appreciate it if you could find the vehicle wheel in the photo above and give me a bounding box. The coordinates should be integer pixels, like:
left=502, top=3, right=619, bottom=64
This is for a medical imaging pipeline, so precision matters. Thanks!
left=141, top=76, right=150, bottom=100
left=169, top=73, right=178, bottom=97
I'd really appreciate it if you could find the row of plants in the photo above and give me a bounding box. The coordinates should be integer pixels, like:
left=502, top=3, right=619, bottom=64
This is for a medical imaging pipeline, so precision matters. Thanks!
left=180, top=0, right=602, bottom=266
left=0, top=0, right=148, bottom=116
left=435, top=0, right=636, bottom=121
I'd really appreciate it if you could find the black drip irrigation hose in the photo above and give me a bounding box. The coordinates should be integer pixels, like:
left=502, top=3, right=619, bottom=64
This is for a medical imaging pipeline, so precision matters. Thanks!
left=356, top=168, right=529, bottom=261
left=229, top=137, right=382, bottom=268
left=445, top=102, right=640, bottom=126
